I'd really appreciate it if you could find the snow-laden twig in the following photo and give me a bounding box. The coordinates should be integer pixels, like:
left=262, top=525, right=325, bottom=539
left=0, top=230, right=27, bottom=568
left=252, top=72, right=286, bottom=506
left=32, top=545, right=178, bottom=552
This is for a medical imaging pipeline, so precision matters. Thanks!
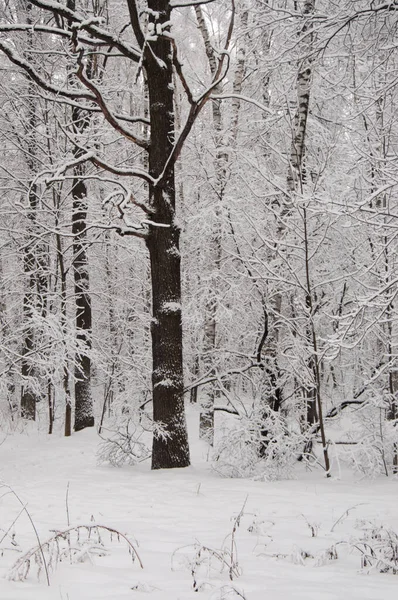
left=8, top=523, right=143, bottom=583
left=170, top=0, right=216, bottom=7
left=1, top=484, right=50, bottom=585
left=226, top=496, right=247, bottom=580
left=330, top=503, right=366, bottom=533
left=212, top=93, right=274, bottom=114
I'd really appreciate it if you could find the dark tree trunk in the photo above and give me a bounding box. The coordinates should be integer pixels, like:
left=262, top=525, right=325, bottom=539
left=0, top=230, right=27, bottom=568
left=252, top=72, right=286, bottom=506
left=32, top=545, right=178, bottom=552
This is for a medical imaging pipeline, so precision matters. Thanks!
left=144, top=0, right=190, bottom=469
left=48, top=381, right=54, bottom=434
left=147, top=222, right=190, bottom=469
left=190, top=355, right=199, bottom=404
left=305, top=355, right=319, bottom=426
left=21, top=235, right=36, bottom=420
left=55, top=216, right=72, bottom=437
left=72, top=156, right=94, bottom=431
left=20, top=242, right=37, bottom=420
left=3, top=0, right=194, bottom=465
left=388, top=363, right=398, bottom=473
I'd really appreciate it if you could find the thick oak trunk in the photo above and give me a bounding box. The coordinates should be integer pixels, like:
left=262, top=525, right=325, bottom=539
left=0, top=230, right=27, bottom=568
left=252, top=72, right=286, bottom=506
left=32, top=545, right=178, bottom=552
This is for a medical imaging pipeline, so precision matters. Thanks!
left=145, top=0, right=190, bottom=469
left=147, top=221, right=189, bottom=469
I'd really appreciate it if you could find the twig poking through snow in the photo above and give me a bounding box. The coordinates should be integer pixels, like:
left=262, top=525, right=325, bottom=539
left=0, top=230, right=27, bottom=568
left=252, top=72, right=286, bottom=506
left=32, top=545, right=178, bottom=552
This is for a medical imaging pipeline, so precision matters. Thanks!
left=65, top=482, right=70, bottom=528
left=1, top=484, right=50, bottom=586
left=330, top=503, right=366, bottom=533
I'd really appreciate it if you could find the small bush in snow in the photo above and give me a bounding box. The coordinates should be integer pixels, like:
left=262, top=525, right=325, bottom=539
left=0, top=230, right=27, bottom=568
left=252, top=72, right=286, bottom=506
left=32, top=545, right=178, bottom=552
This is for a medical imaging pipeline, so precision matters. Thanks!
left=172, top=541, right=241, bottom=591
left=341, top=406, right=398, bottom=477
left=8, top=524, right=143, bottom=584
left=172, top=499, right=246, bottom=591
left=353, top=521, right=398, bottom=575
left=97, top=417, right=151, bottom=467
left=213, top=407, right=305, bottom=480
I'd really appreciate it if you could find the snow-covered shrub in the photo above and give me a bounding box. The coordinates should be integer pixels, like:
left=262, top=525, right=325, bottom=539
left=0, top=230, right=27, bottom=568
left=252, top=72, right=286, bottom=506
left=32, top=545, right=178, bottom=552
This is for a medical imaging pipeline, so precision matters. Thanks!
left=97, top=417, right=151, bottom=467
left=353, top=521, right=398, bottom=574
left=172, top=541, right=241, bottom=592
left=172, top=499, right=245, bottom=590
left=8, top=524, right=143, bottom=583
left=0, top=375, right=18, bottom=431
left=340, top=404, right=398, bottom=477
left=213, top=407, right=305, bottom=480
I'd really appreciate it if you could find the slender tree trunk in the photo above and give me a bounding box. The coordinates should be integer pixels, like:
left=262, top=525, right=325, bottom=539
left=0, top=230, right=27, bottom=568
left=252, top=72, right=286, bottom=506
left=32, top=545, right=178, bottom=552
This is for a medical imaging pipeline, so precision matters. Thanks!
left=374, top=80, right=398, bottom=473
left=66, top=0, right=94, bottom=433
left=303, top=209, right=330, bottom=475
left=55, top=214, right=72, bottom=437
left=356, top=37, right=398, bottom=473
left=144, top=0, right=190, bottom=469
left=287, top=0, right=314, bottom=194
left=48, top=381, right=54, bottom=435
left=99, top=234, right=118, bottom=433
left=195, top=5, right=247, bottom=444
left=71, top=130, right=94, bottom=431
left=0, top=259, right=17, bottom=418
left=250, top=2, right=284, bottom=415
left=20, top=2, right=41, bottom=420
left=21, top=179, right=48, bottom=421
left=195, top=5, right=224, bottom=445
left=190, top=355, right=199, bottom=404
left=21, top=199, right=38, bottom=421
left=283, top=0, right=329, bottom=472
left=285, top=0, right=320, bottom=428
left=387, top=368, right=398, bottom=473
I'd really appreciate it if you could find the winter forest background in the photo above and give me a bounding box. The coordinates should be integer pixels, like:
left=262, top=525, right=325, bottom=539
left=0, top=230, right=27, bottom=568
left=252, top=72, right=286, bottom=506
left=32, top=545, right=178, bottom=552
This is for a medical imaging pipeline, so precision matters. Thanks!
left=2, top=2, right=398, bottom=598
left=1, top=0, right=398, bottom=476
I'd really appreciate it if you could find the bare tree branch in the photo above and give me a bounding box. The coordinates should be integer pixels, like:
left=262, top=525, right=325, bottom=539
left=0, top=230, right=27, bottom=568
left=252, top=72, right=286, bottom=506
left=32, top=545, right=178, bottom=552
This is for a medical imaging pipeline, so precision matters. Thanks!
left=74, top=47, right=149, bottom=149
left=155, top=0, right=235, bottom=182
left=28, top=0, right=141, bottom=62
left=126, top=0, right=145, bottom=48
left=0, top=41, right=96, bottom=102
left=171, top=0, right=216, bottom=7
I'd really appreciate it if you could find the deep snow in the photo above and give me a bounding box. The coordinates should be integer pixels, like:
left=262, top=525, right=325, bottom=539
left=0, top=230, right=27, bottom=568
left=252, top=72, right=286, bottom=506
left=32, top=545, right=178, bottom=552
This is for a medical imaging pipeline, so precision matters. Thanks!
left=0, top=411, right=397, bottom=600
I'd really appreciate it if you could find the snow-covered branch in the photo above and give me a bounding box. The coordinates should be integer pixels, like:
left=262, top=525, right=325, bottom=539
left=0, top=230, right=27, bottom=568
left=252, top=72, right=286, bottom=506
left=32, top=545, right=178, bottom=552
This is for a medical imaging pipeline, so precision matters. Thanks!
left=29, top=0, right=141, bottom=62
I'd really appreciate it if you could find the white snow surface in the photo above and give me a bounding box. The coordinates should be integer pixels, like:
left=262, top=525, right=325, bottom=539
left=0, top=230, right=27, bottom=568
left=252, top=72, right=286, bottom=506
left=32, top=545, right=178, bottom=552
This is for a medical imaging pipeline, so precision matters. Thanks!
left=0, top=410, right=397, bottom=600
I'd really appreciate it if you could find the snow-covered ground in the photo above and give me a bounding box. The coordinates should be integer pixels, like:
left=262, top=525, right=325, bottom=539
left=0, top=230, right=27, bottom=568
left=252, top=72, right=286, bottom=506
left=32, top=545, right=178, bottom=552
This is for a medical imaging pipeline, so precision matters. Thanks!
left=1, top=410, right=397, bottom=600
